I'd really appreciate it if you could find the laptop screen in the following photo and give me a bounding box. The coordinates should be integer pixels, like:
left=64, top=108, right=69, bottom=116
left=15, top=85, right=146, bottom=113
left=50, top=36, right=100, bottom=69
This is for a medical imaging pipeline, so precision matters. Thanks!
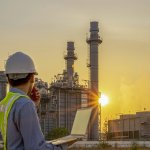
left=71, top=107, right=92, bottom=135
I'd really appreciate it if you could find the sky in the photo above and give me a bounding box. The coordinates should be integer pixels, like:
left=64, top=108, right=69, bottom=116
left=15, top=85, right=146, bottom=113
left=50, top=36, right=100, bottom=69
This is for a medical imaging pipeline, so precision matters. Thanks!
left=0, top=0, right=150, bottom=124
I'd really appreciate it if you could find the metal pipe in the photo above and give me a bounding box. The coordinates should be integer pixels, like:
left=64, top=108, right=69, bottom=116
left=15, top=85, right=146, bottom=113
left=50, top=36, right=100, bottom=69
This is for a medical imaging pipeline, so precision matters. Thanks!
left=64, top=42, right=77, bottom=82
left=0, top=71, right=7, bottom=101
left=87, top=21, right=102, bottom=140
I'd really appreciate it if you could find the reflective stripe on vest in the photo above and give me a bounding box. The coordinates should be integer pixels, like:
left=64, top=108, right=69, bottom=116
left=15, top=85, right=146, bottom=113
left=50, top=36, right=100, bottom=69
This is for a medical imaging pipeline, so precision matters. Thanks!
left=0, top=92, right=29, bottom=150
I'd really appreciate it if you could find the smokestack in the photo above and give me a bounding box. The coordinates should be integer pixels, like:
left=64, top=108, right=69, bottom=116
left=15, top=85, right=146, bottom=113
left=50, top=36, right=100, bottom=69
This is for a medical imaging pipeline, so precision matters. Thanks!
left=87, top=21, right=102, bottom=140
left=64, top=42, right=77, bottom=82
left=0, top=71, right=7, bottom=101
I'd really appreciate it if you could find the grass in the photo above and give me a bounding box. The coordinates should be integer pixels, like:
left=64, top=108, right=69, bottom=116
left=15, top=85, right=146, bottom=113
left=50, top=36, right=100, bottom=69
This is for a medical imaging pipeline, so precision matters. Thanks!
left=70, top=148, right=150, bottom=150
left=0, top=147, right=150, bottom=150
left=0, top=142, right=150, bottom=150
left=70, top=142, right=150, bottom=150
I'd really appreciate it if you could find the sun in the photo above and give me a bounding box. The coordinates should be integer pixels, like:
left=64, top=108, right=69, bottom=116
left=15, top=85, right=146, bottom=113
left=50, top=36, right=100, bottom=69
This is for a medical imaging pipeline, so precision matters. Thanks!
left=99, top=94, right=109, bottom=106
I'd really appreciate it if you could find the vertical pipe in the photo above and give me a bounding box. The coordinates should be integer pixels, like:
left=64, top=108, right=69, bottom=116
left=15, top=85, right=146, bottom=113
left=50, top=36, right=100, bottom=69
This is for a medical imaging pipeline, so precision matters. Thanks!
left=67, top=42, right=74, bottom=78
left=0, top=71, right=7, bottom=101
left=64, top=42, right=77, bottom=83
left=59, top=89, right=60, bottom=127
left=87, top=22, right=102, bottom=140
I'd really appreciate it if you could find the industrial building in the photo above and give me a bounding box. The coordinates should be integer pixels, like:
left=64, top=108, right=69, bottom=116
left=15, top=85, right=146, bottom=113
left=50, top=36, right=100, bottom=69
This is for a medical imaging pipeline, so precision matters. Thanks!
left=36, top=22, right=102, bottom=140
left=0, top=71, right=7, bottom=140
left=36, top=74, right=90, bottom=137
left=0, top=71, right=7, bottom=101
left=36, top=41, right=83, bottom=136
left=108, top=111, right=150, bottom=140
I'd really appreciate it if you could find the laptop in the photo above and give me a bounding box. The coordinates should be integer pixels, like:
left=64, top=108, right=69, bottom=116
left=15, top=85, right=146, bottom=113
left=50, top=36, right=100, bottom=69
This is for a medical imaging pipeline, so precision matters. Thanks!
left=48, top=107, right=92, bottom=145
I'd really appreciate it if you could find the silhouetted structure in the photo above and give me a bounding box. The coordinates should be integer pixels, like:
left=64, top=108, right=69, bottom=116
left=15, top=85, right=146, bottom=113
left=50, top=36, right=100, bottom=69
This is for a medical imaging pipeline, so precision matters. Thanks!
left=37, top=42, right=90, bottom=137
left=108, top=111, right=150, bottom=140
left=0, top=71, right=7, bottom=101
left=86, top=21, right=102, bottom=140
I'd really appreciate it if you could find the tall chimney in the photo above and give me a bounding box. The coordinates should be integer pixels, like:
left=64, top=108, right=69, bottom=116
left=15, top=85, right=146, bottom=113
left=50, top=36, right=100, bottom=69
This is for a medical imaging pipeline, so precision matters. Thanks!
left=64, top=42, right=77, bottom=82
left=87, top=21, right=102, bottom=140
left=0, top=71, right=7, bottom=101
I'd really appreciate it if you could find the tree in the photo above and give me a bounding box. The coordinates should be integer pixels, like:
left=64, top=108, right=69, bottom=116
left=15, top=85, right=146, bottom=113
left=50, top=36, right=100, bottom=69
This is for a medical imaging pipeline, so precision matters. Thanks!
left=46, top=127, right=69, bottom=140
left=103, top=119, right=108, bottom=140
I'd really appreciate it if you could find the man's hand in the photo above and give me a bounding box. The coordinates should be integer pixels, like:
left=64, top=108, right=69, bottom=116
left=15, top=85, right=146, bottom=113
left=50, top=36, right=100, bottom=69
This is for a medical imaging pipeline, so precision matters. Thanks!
left=29, top=86, right=41, bottom=106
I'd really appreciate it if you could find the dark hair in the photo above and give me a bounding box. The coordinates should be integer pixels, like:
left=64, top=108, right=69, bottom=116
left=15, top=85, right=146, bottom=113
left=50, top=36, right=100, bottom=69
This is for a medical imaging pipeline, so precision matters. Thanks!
left=7, top=73, right=34, bottom=87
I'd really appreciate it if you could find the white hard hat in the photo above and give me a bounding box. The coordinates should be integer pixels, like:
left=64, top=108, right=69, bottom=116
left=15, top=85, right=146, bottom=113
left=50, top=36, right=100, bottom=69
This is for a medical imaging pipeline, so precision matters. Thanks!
left=5, top=52, right=38, bottom=75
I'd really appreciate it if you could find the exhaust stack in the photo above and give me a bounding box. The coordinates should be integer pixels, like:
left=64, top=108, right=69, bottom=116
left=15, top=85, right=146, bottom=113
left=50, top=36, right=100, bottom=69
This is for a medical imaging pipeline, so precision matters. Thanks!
left=87, top=21, right=102, bottom=140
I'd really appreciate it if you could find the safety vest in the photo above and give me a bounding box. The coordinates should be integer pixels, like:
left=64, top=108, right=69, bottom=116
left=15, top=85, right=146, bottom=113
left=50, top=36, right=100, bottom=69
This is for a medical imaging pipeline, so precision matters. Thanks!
left=0, top=92, right=29, bottom=150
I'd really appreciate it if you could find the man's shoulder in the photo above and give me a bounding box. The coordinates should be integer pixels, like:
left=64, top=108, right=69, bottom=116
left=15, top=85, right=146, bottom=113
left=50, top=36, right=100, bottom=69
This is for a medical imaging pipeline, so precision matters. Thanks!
left=14, top=96, right=34, bottom=109
left=9, top=95, right=36, bottom=121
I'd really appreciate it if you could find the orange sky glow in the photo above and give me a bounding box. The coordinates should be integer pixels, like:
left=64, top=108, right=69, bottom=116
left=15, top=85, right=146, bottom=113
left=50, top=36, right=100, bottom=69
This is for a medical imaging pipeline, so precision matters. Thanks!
left=0, top=0, right=150, bottom=126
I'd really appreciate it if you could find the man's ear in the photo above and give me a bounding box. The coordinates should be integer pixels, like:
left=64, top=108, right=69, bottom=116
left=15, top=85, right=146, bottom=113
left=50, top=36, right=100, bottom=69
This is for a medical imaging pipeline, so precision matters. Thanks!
left=30, top=74, right=34, bottom=83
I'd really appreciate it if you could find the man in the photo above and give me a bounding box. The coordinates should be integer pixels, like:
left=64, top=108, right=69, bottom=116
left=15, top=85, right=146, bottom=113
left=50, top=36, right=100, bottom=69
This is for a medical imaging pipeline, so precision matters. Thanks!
left=0, top=52, right=64, bottom=150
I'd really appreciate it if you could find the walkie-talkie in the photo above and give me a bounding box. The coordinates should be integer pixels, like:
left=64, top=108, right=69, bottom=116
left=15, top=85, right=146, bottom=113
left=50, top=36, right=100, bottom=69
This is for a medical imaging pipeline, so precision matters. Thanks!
left=29, top=86, right=39, bottom=102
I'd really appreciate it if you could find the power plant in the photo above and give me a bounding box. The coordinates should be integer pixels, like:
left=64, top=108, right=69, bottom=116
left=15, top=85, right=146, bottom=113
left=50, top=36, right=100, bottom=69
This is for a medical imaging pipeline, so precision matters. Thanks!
left=36, top=21, right=102, bottom=140
left=36, top=41, right=90, bottom=137
left=0, top=21, right=102, bottom=140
